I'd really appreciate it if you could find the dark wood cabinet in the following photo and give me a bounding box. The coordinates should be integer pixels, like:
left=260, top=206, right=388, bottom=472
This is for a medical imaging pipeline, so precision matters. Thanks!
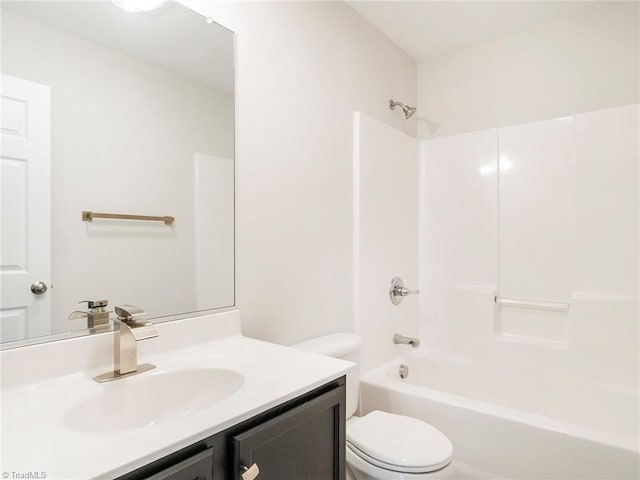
left=146, top=448, right=214, bottom=480
left=117, top=376, right=346, bottom=480
left=233, top=385, right=345, bottom=480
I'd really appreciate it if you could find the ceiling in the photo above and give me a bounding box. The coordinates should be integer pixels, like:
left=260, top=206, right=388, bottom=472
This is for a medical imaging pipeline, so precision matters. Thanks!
left=348, top=1, right=603, bottom=61
left=4, top=1, right=608, bottom=86
left=3, top=1, right=235, bottom=92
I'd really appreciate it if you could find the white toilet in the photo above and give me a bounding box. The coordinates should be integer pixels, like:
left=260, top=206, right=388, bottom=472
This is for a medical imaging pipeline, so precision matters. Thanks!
left=293, top=333, right=454, bottom=479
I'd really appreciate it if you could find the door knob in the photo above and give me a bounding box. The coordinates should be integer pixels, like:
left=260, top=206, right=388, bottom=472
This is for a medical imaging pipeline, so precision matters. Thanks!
left=241, top=463, right=260, bottom=480
left=30, top=281, right=48, bottom=295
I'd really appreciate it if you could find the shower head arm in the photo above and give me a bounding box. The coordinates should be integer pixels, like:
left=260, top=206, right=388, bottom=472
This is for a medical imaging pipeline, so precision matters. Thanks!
left=389, top=99, right=416, bottom=119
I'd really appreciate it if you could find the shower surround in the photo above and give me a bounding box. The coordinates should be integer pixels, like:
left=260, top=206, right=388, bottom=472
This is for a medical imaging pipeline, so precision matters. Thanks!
left=417, top=103, right=639, bottom=473
left=420, top=103, right=638, bottom=383
left=354, top=104, right=639, bottom=477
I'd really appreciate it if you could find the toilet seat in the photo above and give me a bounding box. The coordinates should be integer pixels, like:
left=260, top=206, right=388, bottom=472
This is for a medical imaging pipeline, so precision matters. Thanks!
left=346, top=446, right=454, bottom=480
left=346, top=411, right=453, bottom=474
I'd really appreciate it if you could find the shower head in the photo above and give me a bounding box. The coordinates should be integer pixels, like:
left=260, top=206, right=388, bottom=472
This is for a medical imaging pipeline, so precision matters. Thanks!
left=389, top=99, right=416, bottom=119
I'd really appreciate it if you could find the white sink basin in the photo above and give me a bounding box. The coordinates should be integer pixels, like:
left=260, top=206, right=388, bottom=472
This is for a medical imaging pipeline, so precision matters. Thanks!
left=63, top=368, right=244, bottom=432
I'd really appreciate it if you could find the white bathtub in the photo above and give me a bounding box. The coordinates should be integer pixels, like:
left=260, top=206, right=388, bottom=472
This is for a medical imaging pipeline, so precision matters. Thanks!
left=359, top=353, right=640, bottom=479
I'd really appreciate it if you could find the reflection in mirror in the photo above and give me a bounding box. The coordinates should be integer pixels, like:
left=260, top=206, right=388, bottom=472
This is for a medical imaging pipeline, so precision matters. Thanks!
left=0, top=1, right=235, bottom=347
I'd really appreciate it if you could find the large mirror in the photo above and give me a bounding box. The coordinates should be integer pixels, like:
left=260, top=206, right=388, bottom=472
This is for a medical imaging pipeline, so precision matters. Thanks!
left=0, top=1, right=235, bottom=347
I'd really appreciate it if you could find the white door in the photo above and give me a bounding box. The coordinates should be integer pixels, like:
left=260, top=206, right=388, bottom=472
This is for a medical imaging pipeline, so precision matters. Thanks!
left=0, top=74, right=51, bottom=342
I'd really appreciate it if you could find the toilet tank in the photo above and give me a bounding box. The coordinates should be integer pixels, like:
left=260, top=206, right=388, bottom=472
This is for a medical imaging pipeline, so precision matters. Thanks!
left=292, top=333, right=361, bottom=418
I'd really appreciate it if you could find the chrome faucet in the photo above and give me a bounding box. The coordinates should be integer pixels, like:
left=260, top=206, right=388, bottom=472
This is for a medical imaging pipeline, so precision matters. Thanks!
left=393, top=333, right=420, bottom=348
left=68, top=299, right=111, bottom=331
left=93, top=304, right=158, bottom=383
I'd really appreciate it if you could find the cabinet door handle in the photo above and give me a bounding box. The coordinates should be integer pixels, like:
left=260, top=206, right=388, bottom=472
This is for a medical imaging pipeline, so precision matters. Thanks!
left=241, top=463, right=260, bottom=480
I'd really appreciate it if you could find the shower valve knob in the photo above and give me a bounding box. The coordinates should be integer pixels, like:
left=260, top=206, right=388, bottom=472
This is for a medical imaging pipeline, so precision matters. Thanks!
left=389, top=277, right=419, bottom=305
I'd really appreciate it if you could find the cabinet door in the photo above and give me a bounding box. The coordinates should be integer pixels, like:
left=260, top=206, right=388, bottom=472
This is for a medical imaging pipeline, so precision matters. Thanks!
left=145, top=448, right=213, bottom=480
left=232, top=386, right=345, bottom=480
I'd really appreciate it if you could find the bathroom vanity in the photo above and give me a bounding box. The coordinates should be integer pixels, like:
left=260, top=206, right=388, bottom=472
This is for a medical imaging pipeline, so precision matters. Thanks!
left=118, top=377, right=345, bottom=480
left=0, top=311, right=352, bottom=480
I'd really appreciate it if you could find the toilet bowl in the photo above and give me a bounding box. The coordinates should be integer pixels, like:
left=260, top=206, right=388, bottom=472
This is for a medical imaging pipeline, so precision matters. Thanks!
left=293, top=333, right=454, bottom=479
left=346, top=412, right=454, bottom=480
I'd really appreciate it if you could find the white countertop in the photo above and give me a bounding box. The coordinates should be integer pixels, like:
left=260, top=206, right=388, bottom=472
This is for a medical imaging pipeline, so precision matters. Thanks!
left=0, top=311, right=352, bottom=479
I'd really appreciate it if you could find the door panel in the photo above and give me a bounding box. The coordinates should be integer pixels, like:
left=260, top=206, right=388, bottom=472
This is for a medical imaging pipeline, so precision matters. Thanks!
left=0, top=74, right=51, bottom=341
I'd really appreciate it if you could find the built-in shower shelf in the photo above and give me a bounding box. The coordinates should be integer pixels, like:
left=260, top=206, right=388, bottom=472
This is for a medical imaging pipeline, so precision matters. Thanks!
left=495, top=333, right=568, bottom=350
left=495, top=296, right=569, bottom=313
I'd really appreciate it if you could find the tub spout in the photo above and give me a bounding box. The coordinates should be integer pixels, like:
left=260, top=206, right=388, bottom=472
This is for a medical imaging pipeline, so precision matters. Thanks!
left=394, top=333, right=420, bottom=348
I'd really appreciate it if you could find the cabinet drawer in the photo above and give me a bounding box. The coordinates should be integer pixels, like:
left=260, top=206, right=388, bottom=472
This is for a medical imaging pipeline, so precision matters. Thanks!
left=146, top=447, right=214, bottom=480
left=232, top=386, right=345, bottom=480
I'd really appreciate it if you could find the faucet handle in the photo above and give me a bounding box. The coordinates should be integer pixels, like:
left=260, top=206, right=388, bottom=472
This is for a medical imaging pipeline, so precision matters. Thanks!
left=115, top=304, right=146, bottom=322
left=79, top=299, right=108, bottom=310
left=389, top=277, right=419, bottom=305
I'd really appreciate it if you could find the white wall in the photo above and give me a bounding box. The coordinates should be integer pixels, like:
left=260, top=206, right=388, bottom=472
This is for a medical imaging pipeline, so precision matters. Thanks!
left=2, top=11, right=234, bottom=335
left=183, top=1, right=418, bottom=344
left=194, top=154, right=235, bottom=310
left=354, top=112, right=418, bottom=374
left=417, top=2, right=640, bottom=138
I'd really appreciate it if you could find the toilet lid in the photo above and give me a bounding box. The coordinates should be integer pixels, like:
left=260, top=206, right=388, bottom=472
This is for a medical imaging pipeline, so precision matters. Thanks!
left=346, top=410, right=453, bottom=474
